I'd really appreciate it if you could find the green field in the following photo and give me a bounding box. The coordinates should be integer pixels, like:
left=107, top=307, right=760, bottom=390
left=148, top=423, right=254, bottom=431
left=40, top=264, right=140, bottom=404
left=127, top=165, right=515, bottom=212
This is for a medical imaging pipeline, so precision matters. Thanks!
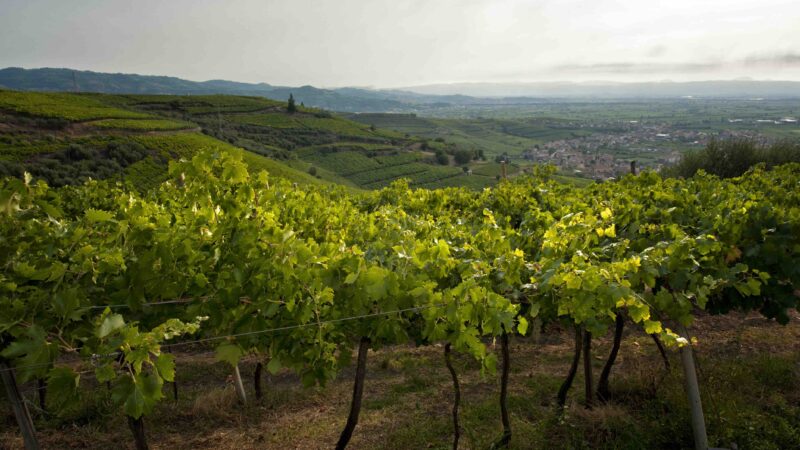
left=108, top=94, right=285, bottom=114
left=90, top=118, right=195, bottom=131
left=0, top=90, right=151, bottom=121
left=345, top=113, right=593, bottom=158
left=231, top=112, right=402, bottom=140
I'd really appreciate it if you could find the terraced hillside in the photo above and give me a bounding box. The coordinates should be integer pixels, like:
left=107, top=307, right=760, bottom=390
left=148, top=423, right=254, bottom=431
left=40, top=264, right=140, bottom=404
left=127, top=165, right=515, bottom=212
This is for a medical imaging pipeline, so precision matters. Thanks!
left=343, top=112, right=593, bottom=159
left=0, top=91, right=505, bottom=190
left=0, top=91, right=329, bottom=190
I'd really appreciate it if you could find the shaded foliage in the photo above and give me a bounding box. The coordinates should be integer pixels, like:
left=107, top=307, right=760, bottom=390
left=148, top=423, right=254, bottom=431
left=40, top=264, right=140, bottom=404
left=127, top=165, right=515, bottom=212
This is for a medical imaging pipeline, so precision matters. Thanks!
left=0, top=141, right=150, bottom=187
left=667, top=138, right=800, bottom=178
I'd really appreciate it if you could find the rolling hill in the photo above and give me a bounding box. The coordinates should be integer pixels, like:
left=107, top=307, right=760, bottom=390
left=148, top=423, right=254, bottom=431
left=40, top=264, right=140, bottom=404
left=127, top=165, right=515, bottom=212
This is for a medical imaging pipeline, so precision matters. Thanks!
left=0, top=90, right=502, bottom=190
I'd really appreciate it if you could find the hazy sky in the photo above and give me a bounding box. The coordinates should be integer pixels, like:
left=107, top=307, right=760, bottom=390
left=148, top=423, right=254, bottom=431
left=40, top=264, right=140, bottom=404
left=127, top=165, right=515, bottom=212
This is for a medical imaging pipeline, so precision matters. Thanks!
left=1, top=0, right=799, bottom=87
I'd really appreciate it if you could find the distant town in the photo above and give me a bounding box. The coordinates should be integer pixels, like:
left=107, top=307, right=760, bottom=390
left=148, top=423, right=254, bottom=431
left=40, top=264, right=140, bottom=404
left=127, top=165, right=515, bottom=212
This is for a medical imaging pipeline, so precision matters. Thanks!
left=522, top=117, right=798, bottom=179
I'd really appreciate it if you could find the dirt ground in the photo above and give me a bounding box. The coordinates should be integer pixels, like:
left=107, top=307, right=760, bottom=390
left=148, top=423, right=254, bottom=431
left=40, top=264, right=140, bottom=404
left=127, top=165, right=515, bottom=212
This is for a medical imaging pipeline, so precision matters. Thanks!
left=2, top=311, right=799, bottom=450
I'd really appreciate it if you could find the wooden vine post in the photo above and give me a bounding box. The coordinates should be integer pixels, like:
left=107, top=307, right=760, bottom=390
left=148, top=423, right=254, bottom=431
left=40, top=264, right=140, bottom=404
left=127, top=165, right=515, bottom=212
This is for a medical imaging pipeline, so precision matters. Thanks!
left=0, top=360, right=40, bottom=450
left=677, top=324, right=709, bottom=450
left=232, top=364, right=247, bottom=405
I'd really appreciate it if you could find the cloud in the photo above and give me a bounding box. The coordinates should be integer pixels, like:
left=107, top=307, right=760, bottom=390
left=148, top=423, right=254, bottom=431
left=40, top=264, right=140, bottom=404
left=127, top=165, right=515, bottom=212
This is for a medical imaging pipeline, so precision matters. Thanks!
left=553, top=53, right=800, bottom=76
left=646, top=45, right=668, bottom=58
left=553, top=62, right=722, bottom=74
left=743, top=53, right=800, bottom=66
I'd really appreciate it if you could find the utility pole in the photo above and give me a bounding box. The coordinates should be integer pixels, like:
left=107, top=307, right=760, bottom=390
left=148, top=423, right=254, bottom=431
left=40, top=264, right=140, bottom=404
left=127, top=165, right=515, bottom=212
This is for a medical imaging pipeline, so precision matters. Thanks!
left=72, top=71, right=79, bottom=93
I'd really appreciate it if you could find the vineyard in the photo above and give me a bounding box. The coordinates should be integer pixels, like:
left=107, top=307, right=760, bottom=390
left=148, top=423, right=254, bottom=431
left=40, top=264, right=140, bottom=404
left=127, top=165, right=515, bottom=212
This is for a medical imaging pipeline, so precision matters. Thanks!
left=1, top=90, right=510, bottom=192
left=1, top=151, right=799, bottom=450
left=0, top=92, right=151, bottom=121
left=88, top=119, right=195, bottom=132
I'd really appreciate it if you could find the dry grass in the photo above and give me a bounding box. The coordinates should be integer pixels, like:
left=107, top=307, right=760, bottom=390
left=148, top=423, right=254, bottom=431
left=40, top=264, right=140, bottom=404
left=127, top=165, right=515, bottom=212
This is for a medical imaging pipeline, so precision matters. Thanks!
left=191, top=388, right=238, bottom=419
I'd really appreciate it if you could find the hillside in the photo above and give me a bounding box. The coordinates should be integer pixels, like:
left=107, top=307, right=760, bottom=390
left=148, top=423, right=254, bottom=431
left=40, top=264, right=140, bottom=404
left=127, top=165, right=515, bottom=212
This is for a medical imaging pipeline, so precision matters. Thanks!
left=0, top=67, right=412, bottom=113
left=0, top=90, right=502, bottom=190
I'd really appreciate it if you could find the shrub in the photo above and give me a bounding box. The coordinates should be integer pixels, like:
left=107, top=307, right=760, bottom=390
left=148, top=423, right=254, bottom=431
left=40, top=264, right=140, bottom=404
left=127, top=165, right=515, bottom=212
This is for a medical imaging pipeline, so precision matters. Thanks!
left=667, top=138, right=800, bottom=178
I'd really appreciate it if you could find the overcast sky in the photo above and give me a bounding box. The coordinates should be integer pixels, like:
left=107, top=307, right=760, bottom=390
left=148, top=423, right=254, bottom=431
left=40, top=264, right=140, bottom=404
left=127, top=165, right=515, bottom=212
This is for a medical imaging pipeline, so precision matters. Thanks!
left=1, top=0, right=799, bottom=88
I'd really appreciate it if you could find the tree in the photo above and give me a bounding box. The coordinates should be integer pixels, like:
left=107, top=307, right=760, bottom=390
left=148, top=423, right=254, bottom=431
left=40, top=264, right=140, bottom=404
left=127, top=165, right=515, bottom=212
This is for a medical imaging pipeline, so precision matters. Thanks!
left=287, top=94, right=297, bottom=114
left=454, top=149, right=472, bottom=165
left=435, top=150, right=449, bottom=165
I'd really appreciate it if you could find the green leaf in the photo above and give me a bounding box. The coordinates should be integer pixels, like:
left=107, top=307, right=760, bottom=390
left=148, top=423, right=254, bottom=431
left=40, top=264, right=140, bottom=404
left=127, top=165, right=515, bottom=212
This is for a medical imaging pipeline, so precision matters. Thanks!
left=628, top=303, right=651, bottom=323
left=745, top=278, right=761, bottom=296
left=85, top=209, right=114, bottom=223
left=266, top=357, right=282, bottom=375
left=643, top=320, right=662, bottom=334
left=517, top=317, right=529, bottom=335
left=215, top=343, right=242, bottom=366
left=123, top=381, right=146, bottom=419
left=564, top=273, right=582, bottom=290
left=95, top=365, right=117, bottom=383
left=222, top=161, right=249, bottom=184
left=35, top=199, right=63, bottom=218
left=139, top=373, right=164, bottom=405
left=1, top=326, right=56, bottom=382
left=98, top=314, right=125, bottom=338
left=194, top=273, right=208, bottom=288
left=363, top=266, right=388, bottom=300
left=46, top=367, right=80, bottom=411
left=155, top=353, right=175, bottom=382
left=344, top=272, right=359, bottom=284
left=528, top=303, right=541, bottom=319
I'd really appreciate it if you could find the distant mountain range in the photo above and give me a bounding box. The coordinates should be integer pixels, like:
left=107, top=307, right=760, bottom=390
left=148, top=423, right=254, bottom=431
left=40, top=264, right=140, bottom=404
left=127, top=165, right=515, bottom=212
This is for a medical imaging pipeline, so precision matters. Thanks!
left=400, top=80, right=800, bottom=99
left=1, top=67, right=799, bottom=113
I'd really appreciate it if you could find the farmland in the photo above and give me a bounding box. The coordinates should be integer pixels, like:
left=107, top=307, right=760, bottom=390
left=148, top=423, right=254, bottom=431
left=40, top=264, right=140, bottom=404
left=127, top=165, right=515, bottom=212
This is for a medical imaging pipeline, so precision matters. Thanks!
left=89, top=118, right=195, bottom=131
left=1, top=150, right=799, bottom=450
left=0, top=91, right=151, bottom=121
left=0, top=91, right=327, bottom=187
left=345, top=99, right=800, bottom=179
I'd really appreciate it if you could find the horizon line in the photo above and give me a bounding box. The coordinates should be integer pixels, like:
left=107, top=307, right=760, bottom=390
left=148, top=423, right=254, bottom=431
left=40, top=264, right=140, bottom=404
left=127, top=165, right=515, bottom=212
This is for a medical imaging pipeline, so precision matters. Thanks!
left=4, top=66, right=800, bottom=92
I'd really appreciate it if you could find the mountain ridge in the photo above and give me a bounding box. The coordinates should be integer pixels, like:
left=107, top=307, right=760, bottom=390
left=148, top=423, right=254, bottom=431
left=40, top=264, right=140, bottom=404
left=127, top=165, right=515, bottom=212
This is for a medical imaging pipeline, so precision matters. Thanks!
left=2, top=67, right=799, bottom=114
